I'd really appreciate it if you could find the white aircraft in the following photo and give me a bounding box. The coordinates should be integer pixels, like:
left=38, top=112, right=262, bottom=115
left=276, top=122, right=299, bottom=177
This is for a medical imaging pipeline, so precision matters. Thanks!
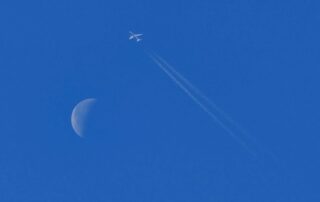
left=129, top=31, right=143, bottom=42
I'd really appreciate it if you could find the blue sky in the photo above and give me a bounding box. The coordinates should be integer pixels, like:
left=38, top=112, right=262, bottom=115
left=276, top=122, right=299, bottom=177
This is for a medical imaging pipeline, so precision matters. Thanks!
left=0, top=0, right=320, bottom=201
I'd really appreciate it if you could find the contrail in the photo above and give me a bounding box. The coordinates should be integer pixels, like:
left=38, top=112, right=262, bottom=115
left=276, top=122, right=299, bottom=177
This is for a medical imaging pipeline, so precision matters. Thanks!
left=152, top=54, right=284, bottom=159
left=145, top=50, right=288, bottom=184
left=147, top=53, right=257, bottom=155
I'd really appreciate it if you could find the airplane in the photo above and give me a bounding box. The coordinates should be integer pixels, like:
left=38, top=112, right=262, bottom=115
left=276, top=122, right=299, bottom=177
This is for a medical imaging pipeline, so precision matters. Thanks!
left=129, top=31, right=143, bottom=42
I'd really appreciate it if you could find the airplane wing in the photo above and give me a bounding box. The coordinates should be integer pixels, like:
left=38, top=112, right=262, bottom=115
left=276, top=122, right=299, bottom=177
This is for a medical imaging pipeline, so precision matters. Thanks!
left=129, top=35, right=134, bottom=40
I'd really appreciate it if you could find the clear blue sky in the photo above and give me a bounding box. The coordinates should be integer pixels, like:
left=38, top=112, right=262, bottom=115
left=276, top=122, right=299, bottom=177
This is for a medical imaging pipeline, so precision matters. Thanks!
left=0, top=0, right=319, bottom=201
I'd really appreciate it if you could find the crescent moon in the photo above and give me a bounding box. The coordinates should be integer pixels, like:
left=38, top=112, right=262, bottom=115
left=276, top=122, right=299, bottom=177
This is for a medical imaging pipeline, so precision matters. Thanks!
left=71, top=98, right=97, bottom=137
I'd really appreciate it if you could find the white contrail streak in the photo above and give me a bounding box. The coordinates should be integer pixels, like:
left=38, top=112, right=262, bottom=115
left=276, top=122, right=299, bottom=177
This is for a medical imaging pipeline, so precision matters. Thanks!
left=151, top=54, right=284, bottom=160
left=148, top=53, right=256, bottom=155
left=146, top=50, right=287, bottom=181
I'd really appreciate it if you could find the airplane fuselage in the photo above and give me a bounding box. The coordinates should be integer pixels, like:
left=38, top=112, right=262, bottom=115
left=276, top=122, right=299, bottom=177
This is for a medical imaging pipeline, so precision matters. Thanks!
left=129, top=31, right=143, bottom=42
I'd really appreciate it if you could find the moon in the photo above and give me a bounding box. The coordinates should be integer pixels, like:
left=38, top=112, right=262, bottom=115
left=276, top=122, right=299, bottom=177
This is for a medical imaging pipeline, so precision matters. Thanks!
left=71, top=98, right=97, bottom=137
